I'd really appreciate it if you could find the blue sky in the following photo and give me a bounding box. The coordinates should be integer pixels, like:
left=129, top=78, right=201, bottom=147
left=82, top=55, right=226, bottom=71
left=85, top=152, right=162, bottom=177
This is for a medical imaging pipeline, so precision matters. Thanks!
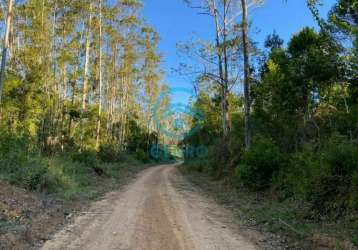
left=141, top=0, right=337, bottom=101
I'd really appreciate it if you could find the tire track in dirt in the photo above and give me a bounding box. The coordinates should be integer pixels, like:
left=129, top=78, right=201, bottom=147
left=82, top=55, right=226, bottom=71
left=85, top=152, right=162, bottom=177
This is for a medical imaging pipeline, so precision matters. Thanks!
left=41, top=164, right=260, bottom=250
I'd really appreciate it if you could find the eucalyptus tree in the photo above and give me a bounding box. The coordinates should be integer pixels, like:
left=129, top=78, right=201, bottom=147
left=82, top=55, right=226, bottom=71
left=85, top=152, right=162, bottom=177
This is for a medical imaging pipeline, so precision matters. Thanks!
left=182, top=0, right=264, bottom=151
left=0, top=0, right=14, bottom=104
left=0, top=0, right=163, bottom=154
left=81, top=2, right=93, bottom=112
left=183, top=0, right=243, bottom=140
left=96, top=0, right=104, bottom=150
left=237, top=0, right=264, bottom=149
left=140, top=27, right=162, bottom=148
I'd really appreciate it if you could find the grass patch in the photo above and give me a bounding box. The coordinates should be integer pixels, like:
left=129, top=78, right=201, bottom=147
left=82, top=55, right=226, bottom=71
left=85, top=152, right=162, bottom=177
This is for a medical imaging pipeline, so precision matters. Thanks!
left=0, top=151, right=151, bottom=200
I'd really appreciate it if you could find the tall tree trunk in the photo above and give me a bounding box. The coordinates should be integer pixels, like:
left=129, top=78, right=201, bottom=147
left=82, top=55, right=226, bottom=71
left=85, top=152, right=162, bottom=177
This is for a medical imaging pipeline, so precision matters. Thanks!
left=212, top=3, right=227, bottom=139
left=0, top=0, right=14, bottom=104
left=241, top=0, right=251, bottom=149
left=51, top=1, right=58, bottom=138
left=68, top=80, right=76, bottom=137
left=80, top=3, right=93, bottom=149
left=96, top=0, right=103, bottom=150
left=222, top=0, right=230, bottom=137
left=82, top=3, right=93, bottom=111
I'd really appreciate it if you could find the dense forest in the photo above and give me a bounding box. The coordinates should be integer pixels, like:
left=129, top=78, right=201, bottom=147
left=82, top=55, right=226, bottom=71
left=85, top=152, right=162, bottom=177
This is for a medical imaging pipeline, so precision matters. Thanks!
left=182, top=0, right=357, bottom=240
left=0, top=0, right=169, bottom=196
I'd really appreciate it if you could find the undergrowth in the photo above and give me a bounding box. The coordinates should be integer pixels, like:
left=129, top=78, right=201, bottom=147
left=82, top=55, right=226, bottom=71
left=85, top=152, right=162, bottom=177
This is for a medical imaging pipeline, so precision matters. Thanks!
left=0, top=129, right=156, bottom=200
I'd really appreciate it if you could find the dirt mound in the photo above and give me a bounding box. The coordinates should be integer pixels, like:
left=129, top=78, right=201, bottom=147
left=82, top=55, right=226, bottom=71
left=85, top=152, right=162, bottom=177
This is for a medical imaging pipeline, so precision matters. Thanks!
left=0, top=181, right=78, bottom=249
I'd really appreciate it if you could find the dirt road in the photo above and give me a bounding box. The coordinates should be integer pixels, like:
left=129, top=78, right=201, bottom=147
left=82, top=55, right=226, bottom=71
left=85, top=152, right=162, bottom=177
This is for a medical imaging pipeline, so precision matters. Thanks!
left=41, top=164, right=261, bottom=250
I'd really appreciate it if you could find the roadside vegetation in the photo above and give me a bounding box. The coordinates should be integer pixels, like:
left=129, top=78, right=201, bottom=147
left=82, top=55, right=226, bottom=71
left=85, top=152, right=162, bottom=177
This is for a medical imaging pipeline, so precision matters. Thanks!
left=182, top=0, right=357, bottom=248
left=0, top=127, right=158, bottom=199
left=0, top=0, right=171, bottom=196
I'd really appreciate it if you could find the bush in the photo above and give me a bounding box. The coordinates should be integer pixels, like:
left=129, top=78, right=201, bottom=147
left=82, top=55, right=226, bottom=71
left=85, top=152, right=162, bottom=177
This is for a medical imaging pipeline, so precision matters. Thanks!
left=212, top=141, right=231, bottom=176
left=309, top=173, right=350, bottom=217
left=135, top=149, right=150, bottom=163
left=278, top=139, right=358, bottom=217
left=97, top=143, right=121, bottom=163
left=273, top=147, right=324, bottom=200
left=308, top=140, right=358, bottom=216
left=350, top=171, right=358, bottom=210
left=235, top=137, right=286, bottom=190
left=7, top=158, right=63, bottom=192
left=71, top=150, right=98, bottom=169
left=323, top=139, right=358, bottom=176
left=185, top=158, right=210, bottom=173
left=0, top=129, right=65, bottom=192
left=0, top=130, right=149, bottom=199
left=0, top=129, right=31, bottom=171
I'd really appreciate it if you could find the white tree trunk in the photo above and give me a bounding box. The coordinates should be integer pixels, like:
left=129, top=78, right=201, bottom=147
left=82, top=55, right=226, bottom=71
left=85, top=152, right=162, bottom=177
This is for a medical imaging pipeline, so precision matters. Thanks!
left=0, top=0, right=14, bottom=103
left=82, top=3, right=93, bottom=110
left=96, top=0, right=103, bottom=150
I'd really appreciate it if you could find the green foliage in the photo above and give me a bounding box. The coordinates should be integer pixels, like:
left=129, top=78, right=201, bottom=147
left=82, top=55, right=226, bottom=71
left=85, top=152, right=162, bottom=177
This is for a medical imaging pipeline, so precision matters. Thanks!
left=323, top=138, right=358, bottom=176
left=0, top=0, right=163, bottom=164
left=308, top=140, right=358, bottom=216
left=71, top=150, right=98, bottom=169
left=273, top=148, right=320, bottom=201
left=350, top=171, right=358, bottom=210
left=185, top=159, right=208, bottom=173
left=235, top=138, right=286, bottom=190
left=185, top=24, right=356, bottom=221
left=266, top=137, right=358, bottom=217
left=0, top=128, right=30, bottom=170
left=178, top=1, right=358, bottom=247
left=329, top=0, right=358, bottom=38
left=0, top=135, right=146, bottom=200
left=7, top=158, right=62, bottom=193
left=181, top=165, right=358, bottom=249
left=98, top=143, right=122, bottom=163
left=135, top=149, right=150, bottom=163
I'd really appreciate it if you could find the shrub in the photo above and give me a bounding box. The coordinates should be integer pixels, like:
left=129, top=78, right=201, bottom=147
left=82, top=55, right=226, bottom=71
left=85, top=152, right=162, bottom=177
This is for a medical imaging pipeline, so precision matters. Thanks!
left=98, top=143, right=121, bottom=163
left=7, top=158, right=63, bottom=192
left=264, top=137, right=358, bottom=218
left=308, top=140, right=358, bottom=216
left=274, top=139, right=358, bottom=216
left=350, top=171, right=358, bottom=210
left=323, top=139, right=358, bottom=176
left=309, top=173, right=350, bottom=217
left=185, top=158, right=210, bottom=173
left=235, top=137, right=286, bottom=190
left=209, top=141, right=231, bottom=177
left=0, top=129, right=30, bottom=171
left=71, top=150, right=98, bottom=169
left=274, top=147, right=324, bottom=200
left=135, top=149, right=150, bottom=163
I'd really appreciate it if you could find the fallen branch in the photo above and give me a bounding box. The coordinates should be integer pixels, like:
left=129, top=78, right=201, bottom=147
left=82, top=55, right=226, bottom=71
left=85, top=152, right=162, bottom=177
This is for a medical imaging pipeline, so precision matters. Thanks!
left=278, top=218, right=304, bottom=236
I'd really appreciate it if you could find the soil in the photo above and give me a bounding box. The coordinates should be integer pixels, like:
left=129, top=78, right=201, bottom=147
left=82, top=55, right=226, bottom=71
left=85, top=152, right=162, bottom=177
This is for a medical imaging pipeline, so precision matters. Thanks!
left=0, top=180, right=80, bottom=250
left=41, top=164, right=263, bottom=250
